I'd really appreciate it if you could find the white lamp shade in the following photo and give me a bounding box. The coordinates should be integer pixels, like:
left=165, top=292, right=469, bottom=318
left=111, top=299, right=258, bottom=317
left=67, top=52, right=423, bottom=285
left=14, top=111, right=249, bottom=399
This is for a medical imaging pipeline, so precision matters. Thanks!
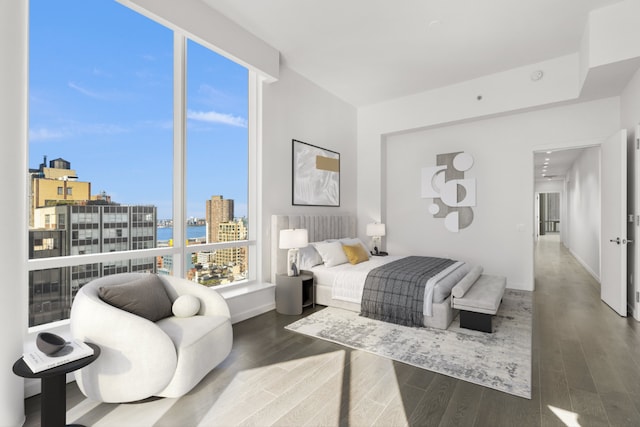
left=366, top=223, right=386, bottom=237
left=279, top=229, right=309, bottom=249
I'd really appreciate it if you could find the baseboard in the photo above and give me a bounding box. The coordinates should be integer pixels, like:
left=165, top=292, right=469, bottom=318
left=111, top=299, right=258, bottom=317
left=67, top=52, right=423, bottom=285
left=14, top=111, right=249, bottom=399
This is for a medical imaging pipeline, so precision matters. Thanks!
left=568, top=248, right=600, bottom=282
left=231, top=302, right=276, bottom=324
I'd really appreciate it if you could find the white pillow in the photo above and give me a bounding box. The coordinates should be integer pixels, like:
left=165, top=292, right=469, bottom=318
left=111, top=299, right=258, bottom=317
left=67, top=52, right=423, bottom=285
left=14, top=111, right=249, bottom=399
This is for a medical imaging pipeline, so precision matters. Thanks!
left=314, top=241, right=349, bottom=267
left=172, top=294, right=201, bottom=318
left=298, top=244, right=324, bottom=269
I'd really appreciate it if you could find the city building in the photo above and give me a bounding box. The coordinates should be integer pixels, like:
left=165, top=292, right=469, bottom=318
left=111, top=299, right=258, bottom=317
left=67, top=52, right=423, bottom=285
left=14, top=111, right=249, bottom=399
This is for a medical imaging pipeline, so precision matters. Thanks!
left=30, top=202, right=157, bottom=327
left=214, top=219, right=248, bottom=273
left=205, top=195, right=233, bottom=244
left=28, top=156, right=91, bottom=227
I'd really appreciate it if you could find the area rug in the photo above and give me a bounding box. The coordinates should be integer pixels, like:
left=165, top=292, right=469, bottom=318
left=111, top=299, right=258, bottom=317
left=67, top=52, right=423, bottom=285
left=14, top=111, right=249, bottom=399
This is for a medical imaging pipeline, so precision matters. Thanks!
left=285, top=289, right=532, bottom=399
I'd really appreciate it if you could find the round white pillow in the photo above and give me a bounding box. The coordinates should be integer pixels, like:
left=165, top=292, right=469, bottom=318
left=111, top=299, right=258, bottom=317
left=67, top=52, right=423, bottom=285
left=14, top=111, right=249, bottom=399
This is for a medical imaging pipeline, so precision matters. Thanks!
left=172, top=294, right=201, bottom=318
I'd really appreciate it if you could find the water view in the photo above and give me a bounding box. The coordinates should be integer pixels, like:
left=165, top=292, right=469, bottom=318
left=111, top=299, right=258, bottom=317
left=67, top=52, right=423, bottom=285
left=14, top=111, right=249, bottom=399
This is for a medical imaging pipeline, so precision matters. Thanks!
left=157, top=225, right=206, bottom=242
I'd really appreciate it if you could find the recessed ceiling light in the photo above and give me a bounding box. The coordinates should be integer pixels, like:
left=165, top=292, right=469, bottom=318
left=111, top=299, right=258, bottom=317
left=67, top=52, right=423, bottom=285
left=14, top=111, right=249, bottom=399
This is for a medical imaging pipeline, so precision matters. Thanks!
left=428, top=19, right=442, bottom=27
left=546, top=151, right=552, bottom=154
left=545, top=158, right=550, bottom=161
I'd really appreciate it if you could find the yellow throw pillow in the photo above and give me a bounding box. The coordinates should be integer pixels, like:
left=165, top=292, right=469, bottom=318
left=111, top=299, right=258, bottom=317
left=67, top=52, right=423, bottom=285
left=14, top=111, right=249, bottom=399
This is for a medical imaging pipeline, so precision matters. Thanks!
left=342, top=243, right=370, bottom=265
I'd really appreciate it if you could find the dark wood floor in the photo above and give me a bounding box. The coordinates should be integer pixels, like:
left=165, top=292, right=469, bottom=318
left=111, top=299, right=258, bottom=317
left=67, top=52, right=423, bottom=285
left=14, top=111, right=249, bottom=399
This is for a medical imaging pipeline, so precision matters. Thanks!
left=23, top=234, right=640, bottom=426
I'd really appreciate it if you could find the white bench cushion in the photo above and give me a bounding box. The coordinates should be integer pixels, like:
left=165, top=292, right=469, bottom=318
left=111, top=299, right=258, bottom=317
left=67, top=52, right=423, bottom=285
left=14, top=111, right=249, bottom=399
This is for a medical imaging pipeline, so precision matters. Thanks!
left=451, top=274, right=506, bottom=315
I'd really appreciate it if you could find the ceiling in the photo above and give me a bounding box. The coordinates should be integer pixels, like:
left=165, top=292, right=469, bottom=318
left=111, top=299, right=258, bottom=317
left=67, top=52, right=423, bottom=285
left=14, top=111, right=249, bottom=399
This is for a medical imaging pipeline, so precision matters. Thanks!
left=204, top=0, right=622, bottom=107
left=534, top=148, right=586, bottom=182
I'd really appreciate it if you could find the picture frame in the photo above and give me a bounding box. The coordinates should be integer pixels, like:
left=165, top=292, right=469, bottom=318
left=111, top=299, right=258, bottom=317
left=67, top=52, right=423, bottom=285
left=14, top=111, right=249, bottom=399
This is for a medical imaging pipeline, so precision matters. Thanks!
left=292, top=139, right=340, bottom=207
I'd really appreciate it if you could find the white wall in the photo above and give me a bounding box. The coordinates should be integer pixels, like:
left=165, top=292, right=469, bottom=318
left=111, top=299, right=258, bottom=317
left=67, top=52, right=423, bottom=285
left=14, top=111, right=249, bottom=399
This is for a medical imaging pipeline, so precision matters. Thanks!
left=0, top=0, right=29, bottom=425
left=621, top=66, right=640, bottom=318
left=261, top=66, right=358, bottom=280
left=566, top=147, right=602, bottom=280
left=383, top=98, right=619, bottom=291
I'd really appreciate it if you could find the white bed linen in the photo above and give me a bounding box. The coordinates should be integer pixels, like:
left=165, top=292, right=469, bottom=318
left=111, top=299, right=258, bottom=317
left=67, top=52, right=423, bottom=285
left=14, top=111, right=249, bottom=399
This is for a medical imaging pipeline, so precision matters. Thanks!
left=310, top=256, right=467, bottom=317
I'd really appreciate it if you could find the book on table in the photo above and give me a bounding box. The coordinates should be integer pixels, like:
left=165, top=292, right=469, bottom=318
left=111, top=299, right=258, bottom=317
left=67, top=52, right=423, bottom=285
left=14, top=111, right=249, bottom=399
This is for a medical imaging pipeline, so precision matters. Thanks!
left=22, top=339, right=94, bottom=373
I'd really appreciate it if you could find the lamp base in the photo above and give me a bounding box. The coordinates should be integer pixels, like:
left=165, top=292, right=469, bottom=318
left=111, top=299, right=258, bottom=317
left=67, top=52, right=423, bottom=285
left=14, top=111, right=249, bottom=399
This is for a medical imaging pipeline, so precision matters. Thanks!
left=287, top=248, right=300, bottom=276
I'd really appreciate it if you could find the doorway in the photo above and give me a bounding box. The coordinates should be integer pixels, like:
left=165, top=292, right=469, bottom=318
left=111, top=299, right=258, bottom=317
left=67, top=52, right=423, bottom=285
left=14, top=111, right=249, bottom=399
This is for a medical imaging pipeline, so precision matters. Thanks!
left=538, top=192, right=560, bottom=237
left=533, top=132, right=629, bottom=318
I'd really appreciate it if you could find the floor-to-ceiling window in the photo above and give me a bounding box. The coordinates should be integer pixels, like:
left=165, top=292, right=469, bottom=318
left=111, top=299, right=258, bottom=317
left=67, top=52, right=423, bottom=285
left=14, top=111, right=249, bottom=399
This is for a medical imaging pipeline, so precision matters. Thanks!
left=28, top=0, right=253, bottom=328
left=185, top=39, right=249, bottom=287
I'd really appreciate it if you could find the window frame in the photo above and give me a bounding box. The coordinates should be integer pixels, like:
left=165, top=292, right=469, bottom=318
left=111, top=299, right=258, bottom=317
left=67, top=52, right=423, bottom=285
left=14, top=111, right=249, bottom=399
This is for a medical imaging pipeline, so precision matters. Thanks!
left=27, top=13, right=260, bottom=331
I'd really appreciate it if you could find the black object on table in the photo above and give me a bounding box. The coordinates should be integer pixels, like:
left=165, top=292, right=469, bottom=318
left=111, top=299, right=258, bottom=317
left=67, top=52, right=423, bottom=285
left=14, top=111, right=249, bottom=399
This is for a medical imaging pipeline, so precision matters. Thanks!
left=13, top=343, right=100, bottom=427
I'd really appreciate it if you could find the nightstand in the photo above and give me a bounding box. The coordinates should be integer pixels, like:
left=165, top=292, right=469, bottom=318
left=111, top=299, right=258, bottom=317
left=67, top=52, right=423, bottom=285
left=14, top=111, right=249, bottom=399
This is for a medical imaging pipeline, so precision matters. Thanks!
left=275, top=273, right=314, bottom=315
left=13, top=343, right=100, bottom=427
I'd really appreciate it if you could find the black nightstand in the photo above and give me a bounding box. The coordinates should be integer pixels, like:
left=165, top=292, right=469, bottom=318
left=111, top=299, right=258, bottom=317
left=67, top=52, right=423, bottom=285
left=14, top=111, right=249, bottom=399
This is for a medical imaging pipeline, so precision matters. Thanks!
left=275, top=273, right=314, bottom=315
left=13, top=343, right=100, bottom=427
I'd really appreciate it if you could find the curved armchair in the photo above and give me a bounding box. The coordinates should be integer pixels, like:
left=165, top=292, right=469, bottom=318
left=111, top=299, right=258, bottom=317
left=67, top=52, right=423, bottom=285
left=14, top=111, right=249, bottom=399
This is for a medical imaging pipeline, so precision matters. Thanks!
left=70, top=273, right=232, bottom=403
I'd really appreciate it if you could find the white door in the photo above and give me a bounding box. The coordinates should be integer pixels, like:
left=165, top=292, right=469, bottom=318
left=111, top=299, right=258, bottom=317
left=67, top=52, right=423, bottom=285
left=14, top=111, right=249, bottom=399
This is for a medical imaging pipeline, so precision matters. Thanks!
left=601, top=129, right=628, bottom=317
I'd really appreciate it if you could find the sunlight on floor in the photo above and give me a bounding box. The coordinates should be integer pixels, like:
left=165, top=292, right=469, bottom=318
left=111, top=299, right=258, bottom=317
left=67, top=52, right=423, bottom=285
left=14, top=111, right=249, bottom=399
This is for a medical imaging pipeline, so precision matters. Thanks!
left=65, top=350, right=409, bottom=426
left=199, top=351, right=349, bottom=426
left=548, top=405, right=581, bottom=427
left=342, top=350, right=408, bottom=426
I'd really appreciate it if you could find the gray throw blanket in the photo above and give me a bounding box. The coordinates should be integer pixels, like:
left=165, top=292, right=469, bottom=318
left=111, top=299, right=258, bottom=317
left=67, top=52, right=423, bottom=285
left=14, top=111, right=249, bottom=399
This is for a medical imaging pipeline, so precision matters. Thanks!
left=360, top=256, right=455, bottom=327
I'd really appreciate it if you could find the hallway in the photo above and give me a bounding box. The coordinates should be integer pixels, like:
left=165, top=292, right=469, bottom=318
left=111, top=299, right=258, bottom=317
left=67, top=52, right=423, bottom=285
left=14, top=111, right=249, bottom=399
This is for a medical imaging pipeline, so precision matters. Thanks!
left=534, top=234, right=640, bottom=425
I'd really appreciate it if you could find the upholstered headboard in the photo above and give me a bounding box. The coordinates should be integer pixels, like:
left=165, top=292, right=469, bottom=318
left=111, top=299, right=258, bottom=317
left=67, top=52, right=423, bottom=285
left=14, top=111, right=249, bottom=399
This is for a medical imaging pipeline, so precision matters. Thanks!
left=271, top=214, right=357, bottom=283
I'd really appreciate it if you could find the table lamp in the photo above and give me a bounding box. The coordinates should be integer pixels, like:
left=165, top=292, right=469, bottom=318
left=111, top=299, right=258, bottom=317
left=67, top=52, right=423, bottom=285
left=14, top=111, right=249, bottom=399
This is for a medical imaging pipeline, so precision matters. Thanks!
left=279, top=228, right=309, bottom=276
left=366, top=223, right=386, bottom=255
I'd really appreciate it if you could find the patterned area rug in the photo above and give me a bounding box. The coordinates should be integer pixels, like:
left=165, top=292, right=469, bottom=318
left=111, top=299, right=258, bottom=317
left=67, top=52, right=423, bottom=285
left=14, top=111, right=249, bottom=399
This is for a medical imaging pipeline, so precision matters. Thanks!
left=285, top=289, right=532, bottom=399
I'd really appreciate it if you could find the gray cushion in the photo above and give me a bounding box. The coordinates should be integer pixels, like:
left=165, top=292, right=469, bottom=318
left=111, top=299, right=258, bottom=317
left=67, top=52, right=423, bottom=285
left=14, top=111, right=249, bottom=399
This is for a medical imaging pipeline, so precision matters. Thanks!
left=451, top=275, right=506, bottom=315
left=451, top=265, right=483, bottom=298
left=433, top=263, right=472, bottom=303
left=99, top=274, right=173, bottom=322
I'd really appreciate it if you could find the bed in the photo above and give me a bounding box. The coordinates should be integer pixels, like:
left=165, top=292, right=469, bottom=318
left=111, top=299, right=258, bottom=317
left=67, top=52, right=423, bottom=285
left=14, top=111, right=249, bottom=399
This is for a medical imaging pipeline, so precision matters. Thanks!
left=271, top=214, right=474, bottom=329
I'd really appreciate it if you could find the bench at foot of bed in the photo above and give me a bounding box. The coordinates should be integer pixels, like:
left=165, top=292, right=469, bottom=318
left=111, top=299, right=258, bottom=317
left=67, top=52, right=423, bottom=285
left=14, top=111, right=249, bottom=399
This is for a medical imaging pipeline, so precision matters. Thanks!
left=451, top=273, right=507, bottom=333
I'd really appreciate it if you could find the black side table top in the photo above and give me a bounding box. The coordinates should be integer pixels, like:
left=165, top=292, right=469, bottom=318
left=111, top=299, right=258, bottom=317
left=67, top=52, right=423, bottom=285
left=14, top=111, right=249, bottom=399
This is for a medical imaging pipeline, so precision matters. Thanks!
left=13, top=342, right=101, bottom=379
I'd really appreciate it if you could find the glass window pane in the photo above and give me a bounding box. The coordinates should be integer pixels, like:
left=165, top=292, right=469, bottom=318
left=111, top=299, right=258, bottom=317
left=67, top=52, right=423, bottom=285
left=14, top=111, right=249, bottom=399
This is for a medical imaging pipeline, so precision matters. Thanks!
left=29, top=0, right=172, bottom=261
left=186, top=40, right=249, bottom=285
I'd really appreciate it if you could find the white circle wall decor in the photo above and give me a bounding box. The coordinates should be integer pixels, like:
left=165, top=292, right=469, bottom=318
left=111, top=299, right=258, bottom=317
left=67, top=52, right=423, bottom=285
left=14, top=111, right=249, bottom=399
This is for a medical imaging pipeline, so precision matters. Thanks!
left=428, top=203, right=440, bottom=215
left=453, top=152, right=474, bottom=172
left=444, top=212, right=460, bottom=232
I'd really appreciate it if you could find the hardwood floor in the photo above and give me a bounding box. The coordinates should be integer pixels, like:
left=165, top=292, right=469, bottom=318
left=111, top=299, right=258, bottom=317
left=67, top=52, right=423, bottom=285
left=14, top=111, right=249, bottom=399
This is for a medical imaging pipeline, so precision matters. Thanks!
left=23, top=235, right=640, bottom=426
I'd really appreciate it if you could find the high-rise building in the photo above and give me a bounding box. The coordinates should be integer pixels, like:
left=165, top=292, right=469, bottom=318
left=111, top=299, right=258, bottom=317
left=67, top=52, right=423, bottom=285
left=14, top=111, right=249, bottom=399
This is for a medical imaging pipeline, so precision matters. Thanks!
left=30, top=203, right=157, bottom=327
left=29, top=156, right=92, bottom=227
left=215, top=219, right=248, bottom=273
left=29, top=229, right=69, bottom=327
left=205, top=195, right=233, bottom=243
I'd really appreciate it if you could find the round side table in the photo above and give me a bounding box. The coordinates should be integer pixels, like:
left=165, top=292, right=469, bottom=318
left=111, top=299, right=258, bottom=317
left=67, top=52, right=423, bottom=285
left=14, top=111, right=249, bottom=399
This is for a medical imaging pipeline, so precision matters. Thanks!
left=13, top=343, right=100, bottom=427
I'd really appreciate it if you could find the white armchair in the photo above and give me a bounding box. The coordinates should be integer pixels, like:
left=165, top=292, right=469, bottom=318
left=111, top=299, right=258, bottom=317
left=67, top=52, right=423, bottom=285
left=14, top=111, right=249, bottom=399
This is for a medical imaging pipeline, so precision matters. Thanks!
left=70, top=273, right=232, bottom=403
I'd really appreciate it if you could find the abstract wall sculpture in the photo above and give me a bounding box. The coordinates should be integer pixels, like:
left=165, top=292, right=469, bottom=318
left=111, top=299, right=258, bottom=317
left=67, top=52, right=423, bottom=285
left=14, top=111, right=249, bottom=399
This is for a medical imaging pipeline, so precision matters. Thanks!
left=421, top=152, right=476, bottom=232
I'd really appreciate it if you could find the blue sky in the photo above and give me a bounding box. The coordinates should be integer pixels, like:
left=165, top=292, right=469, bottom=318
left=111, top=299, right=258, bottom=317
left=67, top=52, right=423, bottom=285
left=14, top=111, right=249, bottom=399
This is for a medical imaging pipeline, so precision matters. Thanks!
left=29, top=0, right=249, bottom=220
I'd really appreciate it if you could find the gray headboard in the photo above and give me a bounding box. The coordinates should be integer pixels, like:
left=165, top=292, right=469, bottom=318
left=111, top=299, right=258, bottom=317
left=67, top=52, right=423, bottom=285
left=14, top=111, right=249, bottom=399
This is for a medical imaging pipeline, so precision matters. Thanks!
left=271, top=214, right=357, bottom=283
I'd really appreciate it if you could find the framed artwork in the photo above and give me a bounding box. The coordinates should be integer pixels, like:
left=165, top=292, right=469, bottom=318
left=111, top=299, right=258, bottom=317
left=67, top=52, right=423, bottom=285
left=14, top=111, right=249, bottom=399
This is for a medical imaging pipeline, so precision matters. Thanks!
left=292, top=139, right=340, bottom=206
